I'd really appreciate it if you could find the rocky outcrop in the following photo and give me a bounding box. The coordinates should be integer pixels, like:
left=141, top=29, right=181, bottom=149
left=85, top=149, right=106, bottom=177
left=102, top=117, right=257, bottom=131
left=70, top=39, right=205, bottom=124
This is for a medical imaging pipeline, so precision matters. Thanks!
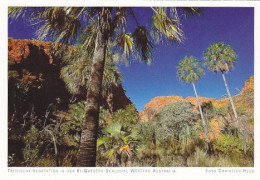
left=8, top=38, right=133, bottom=115
left=241, top=76, right=254, bottom=95
left=140, top=95, right=221, bottom=122
left=139, top=76, right=254, bottom=122
left=139, top=76, right=254, bottom=143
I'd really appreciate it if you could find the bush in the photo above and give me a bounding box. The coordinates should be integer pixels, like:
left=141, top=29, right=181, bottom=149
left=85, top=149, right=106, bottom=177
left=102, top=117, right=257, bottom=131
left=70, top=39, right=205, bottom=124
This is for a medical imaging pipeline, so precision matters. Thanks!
left=214, top=133, right=244, bottom=157
left=23, top=125, right=45, bottom=166
left=156, top=101, right=198, bottom=142
left=96, top=105, right=140, bottom=166
left=59, top=101, right=85, bottom=148
left=112, top=104, right=139, bottom=128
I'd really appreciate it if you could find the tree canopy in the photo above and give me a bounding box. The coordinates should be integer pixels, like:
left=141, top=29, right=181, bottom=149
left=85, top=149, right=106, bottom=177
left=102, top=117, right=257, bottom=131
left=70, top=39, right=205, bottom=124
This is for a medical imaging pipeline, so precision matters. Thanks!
left=177, top=56, right=204, bottom=84
left=203, top=42, right=237, bottom=74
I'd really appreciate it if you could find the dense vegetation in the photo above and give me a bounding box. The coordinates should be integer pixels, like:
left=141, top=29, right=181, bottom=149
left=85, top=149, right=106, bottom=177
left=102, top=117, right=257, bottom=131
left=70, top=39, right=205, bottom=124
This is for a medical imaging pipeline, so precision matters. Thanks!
left=8, top=7, right=254, bottom=167
left=8, top=56, right=254, bottom=166
left=8, top=7, right=201, bottom=166
left=8, top=97, right=254, bottom=166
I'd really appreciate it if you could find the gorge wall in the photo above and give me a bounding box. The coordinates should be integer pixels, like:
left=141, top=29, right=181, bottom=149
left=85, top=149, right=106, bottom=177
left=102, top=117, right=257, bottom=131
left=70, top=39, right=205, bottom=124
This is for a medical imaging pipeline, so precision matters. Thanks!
left=139, top=76, right=254, bottom=141
left=8, top=38, right=133, bottom=114
left=139, top=76, right=254, bottom=122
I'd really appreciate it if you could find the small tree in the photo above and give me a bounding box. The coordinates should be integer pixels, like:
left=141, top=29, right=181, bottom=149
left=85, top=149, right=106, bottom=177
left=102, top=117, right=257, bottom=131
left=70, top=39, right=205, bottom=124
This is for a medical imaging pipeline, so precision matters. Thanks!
left=156, top=102, right=199, bottom=165
left=156, top=101, right=197, bottom=141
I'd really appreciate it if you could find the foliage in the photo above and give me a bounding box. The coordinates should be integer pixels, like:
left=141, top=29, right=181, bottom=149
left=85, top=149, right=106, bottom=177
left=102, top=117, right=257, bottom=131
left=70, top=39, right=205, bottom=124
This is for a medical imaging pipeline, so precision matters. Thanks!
left=8, top=69, right=61, bottom=166
left=8, top=7, right=254, bottom=166
left=187, top=148, right=235, bottom=167
left=8, top=72, right=33, bottom=135
left=8, top=85, right=254, bottom=167
left=35, top=155, right=57, bottom=167
left=97, top=105, right=139, bottom=166
left=23, top=125, right=45, bottom=166
left=176, top=56, right=210, bottom=145
left=177, top=56, right=204, bottom=84
left=59, top=101, right=85, bottom=147
left=131, top=102, right=204, bottom=166
left=203, top=42, right=237, bottom=73
left=132, top=121, right=155, bottom=142
left=156, top=101, right=198, bottom=141
left=8, top=154, right=16, bottom=166
left=8, top=6, right=202, bottom=166
left=60, top=44, right=122, bottom=96
left=111, top=105, right=139, bottom=128
left=201, top=101, right=215, bottom=120
left=150, top=7, right=200, bottom=44
left=214, top=133, right=245, bottom=156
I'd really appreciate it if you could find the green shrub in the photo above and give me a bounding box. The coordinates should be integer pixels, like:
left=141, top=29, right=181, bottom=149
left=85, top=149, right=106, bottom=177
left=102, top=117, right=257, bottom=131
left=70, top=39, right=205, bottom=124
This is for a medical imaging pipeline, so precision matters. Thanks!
left=156, top=101, right=198, bottom=142
left=35, top=154, right=56, bottom=167
left=23, top=125, right=45, bottom=166
left=59, top=101, right=85, bottom=148
left=214, top=133, right=244, bottom=157
left=96, top=105, right=140, bottom=166
left=112, top=104, right=139, bottom=128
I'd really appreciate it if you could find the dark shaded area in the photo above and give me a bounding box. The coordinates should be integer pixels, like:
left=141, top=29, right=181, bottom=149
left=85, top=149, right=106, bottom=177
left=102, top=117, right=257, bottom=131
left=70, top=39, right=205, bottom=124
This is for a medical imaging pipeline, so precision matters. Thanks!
left=8, top=39, right=133, bottom=166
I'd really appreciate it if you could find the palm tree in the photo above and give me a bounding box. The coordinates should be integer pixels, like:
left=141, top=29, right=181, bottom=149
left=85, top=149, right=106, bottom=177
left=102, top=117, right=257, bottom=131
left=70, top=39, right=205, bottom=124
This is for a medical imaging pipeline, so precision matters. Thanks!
left=9, top=7, right=200, bottom=166
left=203, top=42, right=247, bottom=154
left=60, top=43, right=121, bottom=100
left=177, top=56, right=211, bottom=146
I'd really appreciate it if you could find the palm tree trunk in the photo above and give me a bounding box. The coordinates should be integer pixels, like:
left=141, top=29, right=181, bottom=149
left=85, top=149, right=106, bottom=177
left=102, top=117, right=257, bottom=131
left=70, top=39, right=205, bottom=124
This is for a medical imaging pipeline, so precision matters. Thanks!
left=76, top=8, right=111, bottom=167
left=221, top=73, right=247, bottom=154
left=192, top=82, right=210, bottom=144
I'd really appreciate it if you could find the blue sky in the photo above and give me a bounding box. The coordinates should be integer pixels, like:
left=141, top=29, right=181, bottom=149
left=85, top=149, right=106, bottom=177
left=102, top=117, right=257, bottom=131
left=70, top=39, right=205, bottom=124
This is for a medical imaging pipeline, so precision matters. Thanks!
left=8, top=7, right=254, bottom=111
left=118, top=7, right=254, bottom=111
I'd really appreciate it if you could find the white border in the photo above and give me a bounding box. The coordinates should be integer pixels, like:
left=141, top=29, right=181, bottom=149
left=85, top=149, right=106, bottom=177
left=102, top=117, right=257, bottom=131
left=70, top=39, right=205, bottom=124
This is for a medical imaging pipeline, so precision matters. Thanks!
left=1, top=1, right=259, bottom=180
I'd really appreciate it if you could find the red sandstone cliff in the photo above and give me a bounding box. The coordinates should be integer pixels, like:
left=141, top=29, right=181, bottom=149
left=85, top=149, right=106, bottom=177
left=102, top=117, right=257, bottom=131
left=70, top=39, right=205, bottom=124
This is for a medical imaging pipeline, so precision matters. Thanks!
left=139, top=76, right=254, bottom=122
left=8, top=38, right=133, bottom=113
left=139, top=76, right=254, bottom=142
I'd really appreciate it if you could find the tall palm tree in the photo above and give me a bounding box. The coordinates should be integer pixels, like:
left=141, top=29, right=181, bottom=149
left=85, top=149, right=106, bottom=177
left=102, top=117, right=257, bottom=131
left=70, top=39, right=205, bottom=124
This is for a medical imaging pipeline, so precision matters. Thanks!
left=203, top=42, right=247, bottom=154
left=9, top=7, right=200, bottom=166
left=177, top=56, right=211, bottom=146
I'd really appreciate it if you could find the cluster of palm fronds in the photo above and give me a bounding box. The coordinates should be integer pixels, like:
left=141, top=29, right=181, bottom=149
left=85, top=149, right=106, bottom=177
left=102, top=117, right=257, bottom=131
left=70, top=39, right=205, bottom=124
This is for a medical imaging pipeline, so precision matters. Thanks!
left=60, top=44, right=122, bottom=97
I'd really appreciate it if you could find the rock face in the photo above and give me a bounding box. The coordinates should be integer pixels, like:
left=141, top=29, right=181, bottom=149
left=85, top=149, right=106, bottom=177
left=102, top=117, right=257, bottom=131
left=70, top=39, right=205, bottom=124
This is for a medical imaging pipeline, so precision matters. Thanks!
left=140, top=95, right=220, bottom=122
left=8, top=38, right=133, bottom=114
left=139, top=76, right=254, bottom=122
left=241, top=76, right=254, bottom=95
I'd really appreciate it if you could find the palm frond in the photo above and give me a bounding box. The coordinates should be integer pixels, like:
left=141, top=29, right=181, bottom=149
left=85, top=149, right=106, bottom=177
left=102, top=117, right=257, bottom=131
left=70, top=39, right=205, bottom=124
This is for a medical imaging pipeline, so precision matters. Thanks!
left=8, top=7, right=25, bottom=20
left=177, top=56, right=204, bottom=84
left=97, top=136, right=110, bottom=149
left=9, top=7, right=83, bottom=44
left=180, top=7, right=201, bottom=18
left=8, top=7, right=45, bottom=20
left=35, top=7, right=82, bottom=44
left=104, top=123, right=123, bottom=139
left=60, top=44, right=122, bottom=96
left=151, top=7, right=183, bottom=44
left=203, top=42, right=237, bottom=73
left=133, top=26, right=153, bottom=64
left=116, top=33, right=134, bottom=64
